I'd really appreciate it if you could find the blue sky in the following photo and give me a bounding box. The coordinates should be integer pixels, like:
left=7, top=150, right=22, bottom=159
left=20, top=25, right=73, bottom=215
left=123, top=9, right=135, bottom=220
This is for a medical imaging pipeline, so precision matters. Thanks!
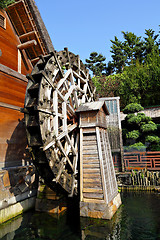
left=35, top=0, right=160, bottom=64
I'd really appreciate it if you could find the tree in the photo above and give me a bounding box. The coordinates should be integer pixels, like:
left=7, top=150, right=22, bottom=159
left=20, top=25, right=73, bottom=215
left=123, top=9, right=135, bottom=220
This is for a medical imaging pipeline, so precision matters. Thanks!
left=143, top=29, right=159, bottom=58
left=110, top=32, right=144, bottom=73
left=0, top=0, right=15, bottom=9
left=85, top=52, right=106, bottom=76
left=109, top=29, right=160, bottom=74
left=118, top=49, right=160, bottom=107
left=92, top=74, right=120, bottom=98
left=122, top=103, right=160, bottom=151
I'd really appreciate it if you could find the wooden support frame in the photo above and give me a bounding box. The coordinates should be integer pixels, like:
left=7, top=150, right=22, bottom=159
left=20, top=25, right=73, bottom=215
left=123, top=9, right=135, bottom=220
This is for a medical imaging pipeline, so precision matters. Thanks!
left=24, top=49, right=94, bottom=196
left=17, top=40, right=37, bottom=50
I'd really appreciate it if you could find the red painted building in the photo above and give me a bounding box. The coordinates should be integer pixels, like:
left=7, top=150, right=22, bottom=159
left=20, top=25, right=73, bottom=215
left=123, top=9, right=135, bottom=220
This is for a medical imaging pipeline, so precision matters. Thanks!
left=0, top=0, right=54, bottom=224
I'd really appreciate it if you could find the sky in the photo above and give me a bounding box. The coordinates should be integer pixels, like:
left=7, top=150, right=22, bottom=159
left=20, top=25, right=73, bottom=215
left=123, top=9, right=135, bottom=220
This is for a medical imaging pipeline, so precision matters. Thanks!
left=35, top=0, right=160, bottom=64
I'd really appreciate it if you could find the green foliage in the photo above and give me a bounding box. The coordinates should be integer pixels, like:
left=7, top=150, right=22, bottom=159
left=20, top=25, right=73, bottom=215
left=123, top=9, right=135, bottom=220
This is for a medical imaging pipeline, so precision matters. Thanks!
left=92, top=74, right=120, bottom=98
left=126, top=130, right=140, bottom=140
left=122, top=103, right=159, bottom=151
left=123, top=103, right=144, bottom=114
left=0, top=0, right=15, bottom=8
left=149, top=143, right=160, bottom=151
left=127, top=113, right=151, bottom=125
left=140, top=121, right=157, bottom=132
left=124, top=142, right=146, bottom=152
left=110, top=29, right=160, bottom=74
left=116, top=50, right=160, bottom=107
left=145, top=135, right=160, bottom=143
left=90, top=28, right=160, bottom=108
left=85, top=52, right=106, bottom=76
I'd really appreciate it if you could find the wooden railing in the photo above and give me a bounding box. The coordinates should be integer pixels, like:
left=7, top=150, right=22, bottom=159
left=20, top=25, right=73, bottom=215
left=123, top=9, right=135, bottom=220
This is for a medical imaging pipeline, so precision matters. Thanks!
left=124, top=151, right=160, bottom=171
left=112, top=153, right=122, bottom=172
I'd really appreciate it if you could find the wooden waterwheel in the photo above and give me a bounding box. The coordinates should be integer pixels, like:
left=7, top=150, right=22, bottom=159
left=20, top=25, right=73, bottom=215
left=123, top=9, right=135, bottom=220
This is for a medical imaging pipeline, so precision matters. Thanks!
left=24, top=48, right=94, bottom=196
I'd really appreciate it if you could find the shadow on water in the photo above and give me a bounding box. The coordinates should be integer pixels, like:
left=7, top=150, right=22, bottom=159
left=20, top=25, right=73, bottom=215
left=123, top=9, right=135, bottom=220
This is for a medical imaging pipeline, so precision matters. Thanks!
left=1, top=191, right=160, bottom=239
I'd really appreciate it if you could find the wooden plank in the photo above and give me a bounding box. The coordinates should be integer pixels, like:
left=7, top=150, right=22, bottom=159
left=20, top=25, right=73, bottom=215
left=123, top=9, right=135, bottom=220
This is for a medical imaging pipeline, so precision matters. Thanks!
left=64, top=85, right=76, bottom=100
left=53, top=90, right=58, bottom=136
left=0, top=102, right=21, bottom=111
left=80, top=128, right=83, bottom=201
left=83, top=182, right=102, bottom=188
left=83, top=173, right=101, bottom=178
left=83, top=188, right=103, bottom=194
left=83, top=169, right=100, bottom=173
left=73, top=132, right=79, bottom=173
left=83, top=151, right=98, bottom=155
left=0, top=64, right=27, bottom=82
left=70, top=70, right=79, bottom=108
left=83, top=198, right=105, bottom=204
left=96, top=127, right=108, bottom=203
left=62, top=102, right=67, bottom=131
left=83, top=164, right=100, bottom=168
left=83, top=159, right=99, bottom=164
left=83, top=193, right=104, bottom=200
left=43, top=123, right=77, bottom=151
left=72, top=70, right=86, bottom=83
left=57, top=140, right=74, bottom=171
left=65, top=134, right=77, bottom=156
left=56, top=89, right=76, bottom=116
left=0, top=72, right=27, bottom=108
left=56, top=69, right=71, bottom=89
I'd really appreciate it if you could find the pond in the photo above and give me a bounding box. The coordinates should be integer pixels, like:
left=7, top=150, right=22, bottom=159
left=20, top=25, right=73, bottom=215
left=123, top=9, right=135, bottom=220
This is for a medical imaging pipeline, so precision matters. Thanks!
left=1, top=192, right=160, bottom=240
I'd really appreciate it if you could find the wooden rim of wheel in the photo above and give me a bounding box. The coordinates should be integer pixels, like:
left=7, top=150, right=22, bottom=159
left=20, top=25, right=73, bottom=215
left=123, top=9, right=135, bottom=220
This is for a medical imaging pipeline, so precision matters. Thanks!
left=24, top=48, right=95, bottom=196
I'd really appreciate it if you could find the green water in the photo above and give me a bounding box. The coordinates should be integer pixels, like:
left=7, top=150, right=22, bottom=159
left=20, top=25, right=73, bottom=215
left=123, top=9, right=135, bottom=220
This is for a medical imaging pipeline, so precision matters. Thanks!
left=1, top=192, right=160, bottom=240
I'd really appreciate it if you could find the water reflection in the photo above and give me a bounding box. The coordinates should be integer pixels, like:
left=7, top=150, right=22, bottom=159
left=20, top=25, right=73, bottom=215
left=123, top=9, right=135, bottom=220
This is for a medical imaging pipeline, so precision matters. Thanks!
left=1, top=192, right=160, bottom=240
left=81, top=210, right=122, bottom=240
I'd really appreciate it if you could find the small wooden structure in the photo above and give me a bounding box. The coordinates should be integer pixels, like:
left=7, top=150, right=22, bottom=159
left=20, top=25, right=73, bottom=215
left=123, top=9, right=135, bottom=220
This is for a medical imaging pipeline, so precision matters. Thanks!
left=100, top=97, right=124, bottom=172
left=76, top=101, right=121, bottom=219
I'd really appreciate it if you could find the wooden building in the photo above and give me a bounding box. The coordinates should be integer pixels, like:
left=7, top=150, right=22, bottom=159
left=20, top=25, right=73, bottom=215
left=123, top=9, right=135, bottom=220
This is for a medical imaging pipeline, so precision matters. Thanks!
left=76, top=101, right=121, bottom=219
left=0, top=0, right=54, bottom=223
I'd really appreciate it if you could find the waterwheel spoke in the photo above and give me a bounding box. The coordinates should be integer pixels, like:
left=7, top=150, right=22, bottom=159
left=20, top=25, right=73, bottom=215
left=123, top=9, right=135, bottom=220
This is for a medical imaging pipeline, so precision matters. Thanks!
left=24, top=48, right=95, bottom=195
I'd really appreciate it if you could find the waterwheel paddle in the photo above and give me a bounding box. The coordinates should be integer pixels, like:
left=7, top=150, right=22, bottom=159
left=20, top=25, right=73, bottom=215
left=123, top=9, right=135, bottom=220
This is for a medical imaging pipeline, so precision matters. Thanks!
left=23, top=48, right=95, bottom=196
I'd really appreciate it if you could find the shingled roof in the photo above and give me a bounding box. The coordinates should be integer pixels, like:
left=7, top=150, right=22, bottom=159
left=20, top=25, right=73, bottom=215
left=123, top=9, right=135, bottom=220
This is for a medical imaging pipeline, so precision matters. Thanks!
left=26, top=0, right=54, bottom=53
left=76, top=101, right=109, bottom=115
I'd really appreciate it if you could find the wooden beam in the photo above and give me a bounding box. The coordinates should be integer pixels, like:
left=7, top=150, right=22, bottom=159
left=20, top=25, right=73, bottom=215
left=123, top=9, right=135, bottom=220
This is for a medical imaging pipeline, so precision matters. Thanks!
left=80, top=128, right=83, bottom=201
left=0, top=102, right=21, bottom=111
left=43, top=123, right=77, bottom=151
left=31, top=57, right=40, bottom=65
left=57, top=140, right=74, bottom=171
left=73, top=70, right=87, bottom=83
left=17, top=40, right=37, bottom=50
left=56, top=69, right=71, bottom=89
left=0, top=64, right=27, bottom=82
left=19, top=31, right=35, bottom=40
left=96, top=127, right=108, bottom=203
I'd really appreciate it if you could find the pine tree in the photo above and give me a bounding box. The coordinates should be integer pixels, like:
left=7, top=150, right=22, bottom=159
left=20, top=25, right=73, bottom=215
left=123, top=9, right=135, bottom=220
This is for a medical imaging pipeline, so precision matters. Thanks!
left=110, top=32, right=144, bottom=73
left=85, top=52, right=106, bottom=76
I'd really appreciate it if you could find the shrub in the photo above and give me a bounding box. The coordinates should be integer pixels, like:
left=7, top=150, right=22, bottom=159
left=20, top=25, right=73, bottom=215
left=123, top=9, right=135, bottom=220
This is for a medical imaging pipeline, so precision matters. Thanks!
left=140, top=121, right=157, bottom=133
left=124, top=142, right=146, bottom=152
left=123, top=103, right=144, bottom=114
left=126, top=130, right=140, bottom=140
left=145, top=135, right=160, bottom=143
